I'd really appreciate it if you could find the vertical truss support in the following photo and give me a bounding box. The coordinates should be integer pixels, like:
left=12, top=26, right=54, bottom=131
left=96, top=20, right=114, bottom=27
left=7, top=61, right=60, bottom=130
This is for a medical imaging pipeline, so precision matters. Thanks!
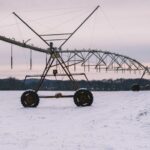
left=30, top=49, right=32, bottom=70
left=11, top=44, right=13, bottom=69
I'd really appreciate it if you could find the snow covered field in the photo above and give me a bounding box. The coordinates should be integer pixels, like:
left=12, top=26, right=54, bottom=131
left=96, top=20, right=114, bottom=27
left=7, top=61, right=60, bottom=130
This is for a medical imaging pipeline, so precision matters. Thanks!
left=0, top=91, right=150, bottom=150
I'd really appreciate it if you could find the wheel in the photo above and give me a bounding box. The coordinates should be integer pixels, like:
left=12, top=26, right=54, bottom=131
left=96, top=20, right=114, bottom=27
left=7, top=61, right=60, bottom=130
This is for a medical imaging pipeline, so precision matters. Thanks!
left=21, top=90, right=39, bottom=107
left=73, top=89, right=93, bottom=107
left=131, top=84, right=140, bottom=91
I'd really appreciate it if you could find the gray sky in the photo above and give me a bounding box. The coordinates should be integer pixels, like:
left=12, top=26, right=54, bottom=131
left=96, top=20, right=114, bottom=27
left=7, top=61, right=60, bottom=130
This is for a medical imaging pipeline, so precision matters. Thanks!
left=0, top=0, right=150, bottom=78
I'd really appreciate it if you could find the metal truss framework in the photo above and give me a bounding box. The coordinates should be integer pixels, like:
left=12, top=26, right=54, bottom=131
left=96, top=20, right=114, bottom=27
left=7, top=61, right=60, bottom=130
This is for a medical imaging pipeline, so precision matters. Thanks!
left=51, top=50, right=150, bottom=75
left=0, top=35, right=149, bottom=77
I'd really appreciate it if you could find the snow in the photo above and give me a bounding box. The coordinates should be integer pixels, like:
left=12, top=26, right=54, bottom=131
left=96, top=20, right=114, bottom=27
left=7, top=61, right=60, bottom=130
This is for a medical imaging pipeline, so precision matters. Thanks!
left=0, top=91, right=150, bottom=150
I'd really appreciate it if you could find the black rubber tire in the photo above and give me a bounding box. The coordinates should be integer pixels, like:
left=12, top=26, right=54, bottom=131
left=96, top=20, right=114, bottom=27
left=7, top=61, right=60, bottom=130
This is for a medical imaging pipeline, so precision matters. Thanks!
left=131, top=84, right=140, bottom=91
left=74, top=89, right=93, bottom=107
left=21, top=90, right=39, bottom=107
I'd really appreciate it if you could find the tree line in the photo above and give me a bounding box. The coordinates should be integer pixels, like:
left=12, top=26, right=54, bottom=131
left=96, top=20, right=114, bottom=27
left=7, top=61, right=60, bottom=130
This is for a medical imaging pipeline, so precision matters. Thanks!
left=0, top=77, right=150, bottom=91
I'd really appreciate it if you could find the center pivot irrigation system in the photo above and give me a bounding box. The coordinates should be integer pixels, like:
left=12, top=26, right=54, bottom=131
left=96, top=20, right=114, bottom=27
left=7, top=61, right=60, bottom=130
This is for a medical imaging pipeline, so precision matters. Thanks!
left=0, top=5, right=149, bottom=107
left=14, top=6, right=100, bottom=107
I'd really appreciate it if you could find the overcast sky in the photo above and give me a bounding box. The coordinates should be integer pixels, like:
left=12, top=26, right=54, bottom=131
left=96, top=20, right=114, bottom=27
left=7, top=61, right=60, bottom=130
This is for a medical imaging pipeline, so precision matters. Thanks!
left=0, top=0, right=150, bottom=78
